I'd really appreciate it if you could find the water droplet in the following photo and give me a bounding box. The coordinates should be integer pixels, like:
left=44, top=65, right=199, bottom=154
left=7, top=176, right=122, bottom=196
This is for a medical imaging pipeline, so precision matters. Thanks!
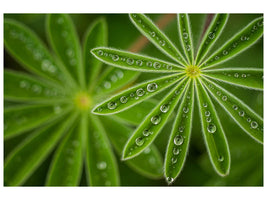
left=207, top=123, right=216, bottom=133
left=112, top=55, right=119, bottom=61
left=174, top=135, right=184, bottom=146
left=97, top=107, right=103, bottom=112
left=130, top=93, right=135, bottom=98
left=159, top=40, right=166, bottom=46
left=215, top=56, right=220, bottom=60
left=173, top=148, right=180, bottom=155
left=223, top=50, right=228, bottom=55
left=136, top=88, right=145, bottom=96
left=257, top=20, right=263, bottom=27
left=166, top=177, right=174, bottom=184
left=232, top=105, right=238, bottom=110
left=203, top=103, right=208, bottom=108
left=183, top=107, right=189, bottom=113
left=218, top=156, right=224, bottom=162
left=178, top=126, right=184, bottom=133
left=250, top=121, right=258, bottom=129
left=66, top=48, right=74, bottom=57
left=127, top=58, right=134, bottom=65
left=242, top=74, right=247, bottom=78
left=183, top=32, right=188, bottom=39
left=151, top=115, right=161, bottom=125
left=143, top=129, right=152, bottom=137
left=115, top=70, right=124, bottom=79
left=239, top=111, right=245, bottom=117
left=120, top=96, right=128, bottom=104
left=205, top=111, right=210, bottom=116
left=97, top=161, right=107, bottom=170
left=222, top=96, right=227, bottom=101
left=110, top=75, right=118, bottom=83
left=97, top=50, right=103, bottom=56
left=171, top=157, right=177, bottom=164
left=144, top=147, right=151, bottom=154
left=247, top=118, right=251, bottom=122
left=241, top=36, right=247, bottom=41
left=206, top=117, right=211, bottom=122
left=135, top=137, right=144, bottom=146
left=19, top=80, right=30, bottom=89
left=166, top=65, right=173, bottom=70
left=147, top=83, right=158, bottom=92
left=54, top=105, right=62, bottom=114
left=150, top=31, right=156, bottom=37
left=208, top=32, right=215, bottom=39
left=153, top=62, right=161, bottom=69
left=160, top=104, right=169, bottom=113
left=107, top=101, right=117, bottom=110
left=146, top=61, right=152, bottom=67
left=103, top=81, right=111, bottom=89
left=136, top=60, right=143, bottom=66
left=234, top=73, right=239, bottom=78
left=186, top=45, right=191, bottom=51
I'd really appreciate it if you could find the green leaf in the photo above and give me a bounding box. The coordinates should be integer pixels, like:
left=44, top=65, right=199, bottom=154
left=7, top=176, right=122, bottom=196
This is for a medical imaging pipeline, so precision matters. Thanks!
left=4, top=104, right=72, bottom=140
left=100, top=116, right=163, bottom=179
left=46, top=118, right=83, bottom=186
left=86, top=116, right=120, bottom=186
left=122, top=78, right=189, bottom=160
left=195, top=79, right=230, bottom=176
left=129, top=14, right=188, bottom=66
left=91, top=47, right=184, bottom=73
left=201, top=77, right=263, bottom=143
left=178, top=14, right=194, bottom=65
left=4, top=70, right=68, bottom=102
left=200, top=17, right=263, bottom=69
left=83, top=18, right=108, bottom=90
left=202, top=68, right=263, bottom=90
left=114, top=99, right=158, bottom=126
left=92, top=73, right=185, bottom=115
left=164, top=79, right=194, bottom=184
left=4, top=112, right=78, bottom=186
left=4, top=19, right=66, bottom=84
left=94, top=67, right=139, bottom=96
left=47, top=14, right=84, bottom=87
left=195, top=14, right=229, bottom=66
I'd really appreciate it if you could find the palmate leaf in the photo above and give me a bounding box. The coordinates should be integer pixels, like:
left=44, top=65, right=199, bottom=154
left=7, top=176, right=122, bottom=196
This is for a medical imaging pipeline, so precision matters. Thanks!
left=200, top=17, right=263, bottom=69
left=195, top=79, right=230, bottom=176
left=92, top=73, right=185, bottom=115
left=4, top=112, right=78, bottom=186
left=122, top=78, right=189, bottom=160
left=129, top=14, right=188, bottom=66
left=201, top=77, right=263, bottom=143
left=202, top=68, right=263, bottom=90
left=86, top=116, right=120, bottom=186
left=91, top=47, right=184, bottom=72
left=101, top=116, right=163, bottom=179
left=164, top=79, right=194, bottom=184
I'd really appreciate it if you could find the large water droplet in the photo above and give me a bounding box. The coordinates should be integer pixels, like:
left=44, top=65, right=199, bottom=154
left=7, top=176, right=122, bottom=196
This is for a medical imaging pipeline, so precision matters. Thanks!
left=135, top=137, right=145, bottom=146
left=136, top=88, right=145, bottom=96
left=107, top=101, right=117, bottom=110
left=207, top=123, right=216, bottom=133
left=97, top=161, right=107, bottom=170
left=151, top=115, right=161, bottom=125
left=160, top=104, right=169, bottom=113
left=127, top=58, right=134, bottom=65
left=153, top=62, right=161, bottom=69
left=174, top=135, right=184, bottom=146
left=120, top=96, right=128, bottom=104
left=147, top=83, right=158, bottom=92
left=250, top=121, right=258, bottom=129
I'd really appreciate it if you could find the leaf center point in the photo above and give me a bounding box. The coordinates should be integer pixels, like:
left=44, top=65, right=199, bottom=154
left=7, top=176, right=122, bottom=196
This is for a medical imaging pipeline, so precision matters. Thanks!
left=186, top=65, right=201, bottom=78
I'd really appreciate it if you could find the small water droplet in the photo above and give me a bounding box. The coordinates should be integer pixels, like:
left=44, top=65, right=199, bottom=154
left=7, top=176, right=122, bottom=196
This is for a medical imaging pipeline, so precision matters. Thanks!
left=97, top=161, right=107, bottom=170
left=234, top=73, right=239, bottom=78
left=97, top=50, right=103, bottom=56
left=205, top=111, right=210, bottom=116
left=143, top=129, right=152, bottom=137
left=183, top=107, right=189, bottom=113
left=178, top=126, right=184, bottom=133
left=222, top=96, right=227, bottom=101
left=19, top=80, right=30, bottom=89
left=241, top=36, right=247, bottom=41
left=186, top=45, right=191, bottom=51
left=218, top=156, right=224, bottom=162
left=120, top=96, right=128, bottom=104
left=250, top=121, right=258, bottom=129
left=146, top=61, right=152, bottom=67
left=206, top=117, right=211, bottom=122
left=115, top=70, right=124, bottom=79
left=203, top=103, right=208, bottom=108
left=103, top=81, right=111, bottom=89
left=153, top=62, right=161, bottom=69
left=223, top=50, right=228, bottom=55
left=174, top=135, right=184, bottom=146
left=171, top=157, right=177, bottom=164
left=144, top=147, right=151, bottom=154
left=159, top=40, right=166, bottom=46
left=160, top=104, right=169, bottom=113
left=166, top=65, right=173, bottom=70
left=208, top=32, right=215, bottom=40
left=242, top=74, right=247, bottom=78
left=257, top=20, right=263, bottom=27
left=150, top=31, right=156, bottom=37
left=147, top=83, right=158, bottom=92
left=183, top=32, right=188, bottom=39
left=239, top=111, right=245, bottom=117
left=127, top=58, right=134, bottom=65
left=107, top=101, right=117, bottom=110
left=233, top=105, right=238, bottom=110
left=72, top=140, right=80, bottom=147
left=166, top=177, right=174, bottom=184
left=54, top=105, right=62, bottom=114
left=151, top=115, right=161, bottom=125
left=110, top=75, right=118, bottom=82
left=247, top=118, right=251, bottom=122
left=130, top=93, right=135, bottom=98
left=112, top=55, right=119, bottom=61
left=173, top=147, right=180, bottom=155
left=207, top=123, right=216, bottom=133
left=136, top=88, right=145, bottom=96
left=135, top=137, right=145, bottom=146
left=136, top=60, right=143, bottom=66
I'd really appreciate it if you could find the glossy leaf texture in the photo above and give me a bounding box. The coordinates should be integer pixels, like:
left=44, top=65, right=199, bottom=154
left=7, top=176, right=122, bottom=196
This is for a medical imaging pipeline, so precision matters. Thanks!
left=100, top=116, right=163, bottom=179
left=4, top=70, right=68, bottom=102
left=129, top=14, right=188, bottom=66
left=46, top=119, right=83, bottom=186
left=202, top=68, right=263, bottom=90
left=201, top=77, right=263, bottom=143
left=4, top=104, right=72, bottom=139
left=92, top=73, right=185, bottom=115
left=195, top=14, right=229, bottom=65
left=83, top=18, right=108, bottom=90
left=164, top=80, right=194, bottom=184
left=4, top=113, right=77, bottom=186
left=195, top=79, right=230, bottom=176
left=122, top=78, right=189, bottom=160
left=91, top=47, right=184, bottom=72
left=200, top=17, right=263, bottom=69
left=47, top=14, right=84, bottom=87
left=4, top=19, right=65, bottom=84
left=86, top=116, right=120, bottom=186
left=178, top=14, right=194, bottom=65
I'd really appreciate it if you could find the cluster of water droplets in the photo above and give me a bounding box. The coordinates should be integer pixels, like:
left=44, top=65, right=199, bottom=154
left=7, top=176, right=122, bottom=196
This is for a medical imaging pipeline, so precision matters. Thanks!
left=180, top=15, right=192, bottom=54
left=221, top=71, right=250, bottom=79
left=98, top=69, right=125, bottom=92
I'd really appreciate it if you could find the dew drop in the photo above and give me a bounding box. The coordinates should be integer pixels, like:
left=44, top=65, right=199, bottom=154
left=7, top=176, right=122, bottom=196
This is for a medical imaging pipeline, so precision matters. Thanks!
left=208, top=32, right=215, bottom=39
left=54, top=105, right=62, bottom=114
left=97, top=50, right=103, bottom=56
left=135, top=137, right=144, bottom=146
left=171, top=157, right=177, bottom=164
left=160, top=104, right=169, bottom=113
left=143, top=129, right=152, bottom=137
left=222, top=96, right=227, bottom=101
left=173, top=148, right=180, bottom=155
left=234, top=73, right=239, bottom=78
left=239, top=110, right=245, bottom=117
left=136, top=88, right=145, bottom=96
left=205, top=111, right=210, bottom=116
left=107, top=101, right=117, bottom=110
left=232, top=105, right=238, bottom=110
left=153, top=62, right=161, bottom=69
left=120, top=96, right=128, bottom=104
left=146, top=61, right=152, bottom=67
left=97, top=107, right=103, bottom=112
left=223, top=50, right=228, bottom=55
left=66, top=48, right=74, bottom=57
left=97, top=161, right=107, bottom=170
left=247, top=118, right=251, bottom=122
left=127, top=58, right=134, bottom=65
left=183, top=32, right=188, bottom=39
left=166, top=177, right=174, bottom=184
left=159, top=40, right=166, bottom=46
left=178, top=126, right=184, bottom=133
left=151, top=115, right=161, bottom=125
left=130, top=93, right=135, bottom=98
left=206, top=117, right=211, bottom=122
left=115, top=70, right=124, bottom=79
left=112, top=55, right=119, bottom=61
left=257, top=20, right=263, bottom=27
left=215, top=56, right=220, bottom=60
left=136, top=60, right=143, bottom=66
left=103, top=81, right=111, bottom=89
left=144, top=147, right=151, bottom=154
left=150, top=31, right=156, bottom=37
left=174, top=135, right=184, bottom=146
left=110, top=75, right=118, bottom=82
left=218, top=156, right=224, bottom=162
left=147, top=83, right=158, bottom=92
left=241, top=36, right=247, bottom=41
left=207, top=123, right=216, bottom=133
left=19, top=80, right=30, bottom=89
left=242, top=74, right=247, bottom=78
left=167, top=65, right=173, bottom=70
left=203, top=102, right=208, bottom=108
left=250, top=121, right=258, bottom=129
left=183, top=107, right=189, bottom=113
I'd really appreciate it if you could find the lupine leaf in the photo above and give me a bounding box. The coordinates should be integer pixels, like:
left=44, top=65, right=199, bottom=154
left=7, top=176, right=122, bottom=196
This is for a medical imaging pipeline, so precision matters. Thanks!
left=122, top=78, right=189, bottom=160
left=129, top=14, right=188, bottom=66
left=100, top=116, right=163, bottom=179
left=178, top=14, right=194, bottom=65
left=201, top=77, right=263, bottom=143
left=47, top=14, right=84, bottom=87
left=195, top=14, right=229, bottom=66
left=4, top=19, right=66, bottom=84
left=195, top=79, right=230, bottom=176
left=4, top=113, right=78, bottom=186
left=46, top=118, right=83, bottom=186
left=164, top=79, right=194, bottom=184
left=114, top=99, right=158, bottom=126
left=91, top=47, right=184, bottom=72
left=92, top=73, right=185, bottom=115
left=200, top=17, right=263, bottom=69
left=86, top=116, right=119, bottom=186
left=4, top=70, right=68, bottom=102
left=94, top=67, right=139, bottom=96
left=83, top=18, right=108, bottom=90
left=4, top=104, right=72, bottom=140
left=202, top=68, right=263, bottom=90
